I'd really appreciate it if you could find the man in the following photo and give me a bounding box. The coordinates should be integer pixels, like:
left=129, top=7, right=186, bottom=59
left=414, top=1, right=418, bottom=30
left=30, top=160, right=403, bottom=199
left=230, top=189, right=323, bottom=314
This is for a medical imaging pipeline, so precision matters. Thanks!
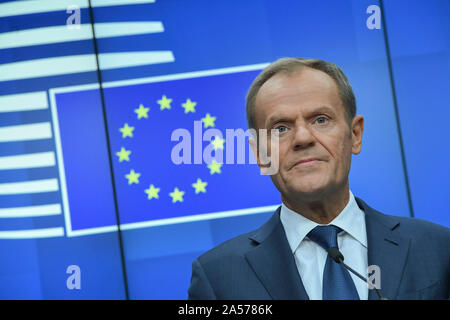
left=187, top=58, right=450, bottom=300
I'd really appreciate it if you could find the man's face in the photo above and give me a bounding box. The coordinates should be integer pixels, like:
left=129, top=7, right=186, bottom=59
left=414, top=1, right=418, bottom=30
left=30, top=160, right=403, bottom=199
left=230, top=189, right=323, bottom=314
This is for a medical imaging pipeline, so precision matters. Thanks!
left=252, top=68, right=364, bottom=202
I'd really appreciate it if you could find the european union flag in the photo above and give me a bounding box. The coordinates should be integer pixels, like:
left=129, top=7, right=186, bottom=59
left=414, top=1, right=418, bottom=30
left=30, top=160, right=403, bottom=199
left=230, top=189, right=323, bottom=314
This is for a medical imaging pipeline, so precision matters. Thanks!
left=104, top=69, right=281, bottom=227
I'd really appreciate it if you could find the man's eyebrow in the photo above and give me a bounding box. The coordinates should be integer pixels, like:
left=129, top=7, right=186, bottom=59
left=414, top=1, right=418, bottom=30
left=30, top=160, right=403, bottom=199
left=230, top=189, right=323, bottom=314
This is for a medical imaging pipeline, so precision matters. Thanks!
left=310, top=105, right=337, bottom=115
left=265, top=114, right=294, bottom=127
left=265, top=105, right=337, bottom=127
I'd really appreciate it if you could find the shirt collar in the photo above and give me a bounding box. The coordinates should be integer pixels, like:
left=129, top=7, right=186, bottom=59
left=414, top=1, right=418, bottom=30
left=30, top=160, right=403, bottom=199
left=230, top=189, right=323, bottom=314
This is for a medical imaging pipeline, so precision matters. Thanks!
left=280, top=189, right=367, bottom=253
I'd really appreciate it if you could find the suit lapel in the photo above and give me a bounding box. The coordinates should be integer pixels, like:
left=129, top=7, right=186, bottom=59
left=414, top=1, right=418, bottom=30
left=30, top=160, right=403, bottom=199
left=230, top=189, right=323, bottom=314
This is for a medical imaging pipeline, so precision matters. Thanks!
left=245, top=208, right=309, bottom=300
left=355, top=197, right=411, bottom=300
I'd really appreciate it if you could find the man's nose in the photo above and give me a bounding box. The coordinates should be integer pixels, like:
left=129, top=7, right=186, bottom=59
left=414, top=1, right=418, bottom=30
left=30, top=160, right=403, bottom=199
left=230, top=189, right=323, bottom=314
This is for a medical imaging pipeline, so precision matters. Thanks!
left=291, top=123, right=315, bottom=150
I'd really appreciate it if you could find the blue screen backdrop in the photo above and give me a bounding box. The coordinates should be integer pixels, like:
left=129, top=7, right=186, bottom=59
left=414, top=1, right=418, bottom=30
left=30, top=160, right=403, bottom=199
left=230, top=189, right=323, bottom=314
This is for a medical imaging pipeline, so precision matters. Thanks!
left=0, top=0, right=448, bottom=299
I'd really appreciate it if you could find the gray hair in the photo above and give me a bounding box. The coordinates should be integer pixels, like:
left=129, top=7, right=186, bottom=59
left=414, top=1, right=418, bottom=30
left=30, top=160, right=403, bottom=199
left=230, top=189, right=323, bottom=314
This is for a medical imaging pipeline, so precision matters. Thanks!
left=246, top=57, right=356, bottom=130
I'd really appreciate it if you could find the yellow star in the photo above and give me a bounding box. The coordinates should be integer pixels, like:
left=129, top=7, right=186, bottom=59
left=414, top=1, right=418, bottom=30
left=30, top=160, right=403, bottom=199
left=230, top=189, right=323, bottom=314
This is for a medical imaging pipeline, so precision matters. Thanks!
left=145, top=184, right=160, bottom=200
left=119, top=123, right=134, bottom=138
left=169, top=187, right=185, bottom=203
left=182, top=98, right=197, bottom=114
left=192, top=178, right=207, bottom=194
left=134, top=103, right=149, bottom=119
left=207, top=160, right=222, bottom=175
left=158, top=95, right=172, bottom=110
left=211, top=136, right=225, bottom=150
left=125, top=169, right=140, bottom=185
left=201, top=113, right=216, bottom=128
left=116, top=147, right=131, bottom=162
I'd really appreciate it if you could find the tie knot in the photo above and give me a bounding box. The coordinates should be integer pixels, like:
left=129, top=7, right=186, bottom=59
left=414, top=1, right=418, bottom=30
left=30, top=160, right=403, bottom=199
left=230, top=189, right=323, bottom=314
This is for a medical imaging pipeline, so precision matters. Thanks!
left=307, top=225, right=342, bottom=251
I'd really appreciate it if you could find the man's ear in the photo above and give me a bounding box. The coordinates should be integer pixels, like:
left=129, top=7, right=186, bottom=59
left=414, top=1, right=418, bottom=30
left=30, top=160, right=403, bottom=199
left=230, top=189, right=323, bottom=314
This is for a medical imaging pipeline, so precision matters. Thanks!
left=351, top=115, right=364, bottom=155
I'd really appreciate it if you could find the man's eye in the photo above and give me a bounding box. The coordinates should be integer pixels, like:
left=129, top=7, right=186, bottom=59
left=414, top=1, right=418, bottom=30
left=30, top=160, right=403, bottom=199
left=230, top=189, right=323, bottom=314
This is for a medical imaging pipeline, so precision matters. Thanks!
left=315, top=117, right=328, bottom=124
left=276, top=125, right=288, bottom=133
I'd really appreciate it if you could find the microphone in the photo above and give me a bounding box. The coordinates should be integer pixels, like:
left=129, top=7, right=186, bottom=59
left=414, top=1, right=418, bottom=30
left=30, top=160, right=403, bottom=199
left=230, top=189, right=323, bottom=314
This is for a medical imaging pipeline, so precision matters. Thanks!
left=328, top=247, right=388, bottom=300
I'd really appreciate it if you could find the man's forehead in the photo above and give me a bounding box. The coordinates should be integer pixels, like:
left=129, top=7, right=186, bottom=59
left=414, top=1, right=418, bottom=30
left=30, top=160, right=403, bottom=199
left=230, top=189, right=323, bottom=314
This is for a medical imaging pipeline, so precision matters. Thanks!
left=261, top=67, right=336, bottom=93
left=255, top=69, right=339, bottom=109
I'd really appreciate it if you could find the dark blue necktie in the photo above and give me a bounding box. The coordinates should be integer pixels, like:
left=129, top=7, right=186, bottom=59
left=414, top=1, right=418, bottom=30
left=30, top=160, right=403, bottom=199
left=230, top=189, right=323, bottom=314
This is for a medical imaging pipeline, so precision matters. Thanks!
left=307, top=225, right=360, bottom=300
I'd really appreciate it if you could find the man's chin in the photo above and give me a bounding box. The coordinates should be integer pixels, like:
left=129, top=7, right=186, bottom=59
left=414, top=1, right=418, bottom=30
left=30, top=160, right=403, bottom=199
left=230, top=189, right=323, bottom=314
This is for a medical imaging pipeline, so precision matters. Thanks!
left=286, top=184, right=328, bottom=200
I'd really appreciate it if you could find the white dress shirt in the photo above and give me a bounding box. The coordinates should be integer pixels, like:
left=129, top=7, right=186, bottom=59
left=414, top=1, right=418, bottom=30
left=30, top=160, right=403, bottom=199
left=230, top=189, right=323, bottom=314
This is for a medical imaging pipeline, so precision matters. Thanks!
left=280, top=189, right=368, bottom=300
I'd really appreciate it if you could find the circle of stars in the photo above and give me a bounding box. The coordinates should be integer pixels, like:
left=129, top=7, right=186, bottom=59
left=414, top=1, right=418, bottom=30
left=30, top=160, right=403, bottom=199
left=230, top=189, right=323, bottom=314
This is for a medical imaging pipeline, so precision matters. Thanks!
left=115, top=95, right=223, bottom=205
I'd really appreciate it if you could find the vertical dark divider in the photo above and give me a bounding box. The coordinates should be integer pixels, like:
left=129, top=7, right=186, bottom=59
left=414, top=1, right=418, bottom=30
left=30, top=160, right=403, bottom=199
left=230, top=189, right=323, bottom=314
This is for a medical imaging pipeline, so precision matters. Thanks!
left=87, top=1, right=130, bottom=299
left=379, top=0, right=415, bottom=218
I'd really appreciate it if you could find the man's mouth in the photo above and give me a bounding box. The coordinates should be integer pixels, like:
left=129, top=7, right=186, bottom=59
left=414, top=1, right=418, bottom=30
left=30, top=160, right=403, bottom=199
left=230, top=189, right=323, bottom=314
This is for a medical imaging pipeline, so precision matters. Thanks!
left=291, top=158, right=321, bottom=169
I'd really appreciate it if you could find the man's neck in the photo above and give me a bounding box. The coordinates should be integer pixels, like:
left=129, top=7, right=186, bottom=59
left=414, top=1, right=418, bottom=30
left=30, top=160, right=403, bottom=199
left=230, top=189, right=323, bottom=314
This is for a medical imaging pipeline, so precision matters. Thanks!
left=281, top=186, right=350, bottom=225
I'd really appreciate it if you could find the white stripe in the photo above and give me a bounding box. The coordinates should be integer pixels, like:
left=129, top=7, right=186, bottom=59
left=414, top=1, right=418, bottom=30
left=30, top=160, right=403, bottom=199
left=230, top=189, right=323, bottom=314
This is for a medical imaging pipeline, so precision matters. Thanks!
left=67, top=225, right=118, bottom=237
left=0, top=152, right=55, bottom=170
left=103, top=63, right=269, bottom=88
left=0, top=22, right=164, bottom=50
left=0, top=227, right=64, bottom=239
left=49, top=63, right=268, bottom=94
left=0, top=122, right=52, bottom=142
left=0, top=92, right=48, bottom=113
left=95, top=21, right=164, bottom=37
left=0, top=0, right=88, bottom=18
left=0, top=52, right=174, bottom=82
left=0, top=24, right=92, bottom=50
left=92, top=0, right=156, bottom=6
left=98, top=51, right=174, bottom=70
left=0, top=55, right=97, bottom=82
left=0, top=178, right=59, bottom=195
left=49, top=91, right=73, bottom=234
left=65, top=205, right=278, bottom=237
left=0, top=204, right=61, bottom=218
left=0, top=0, right=155, bottom=18
left=119, top=205, right=279, bottom=231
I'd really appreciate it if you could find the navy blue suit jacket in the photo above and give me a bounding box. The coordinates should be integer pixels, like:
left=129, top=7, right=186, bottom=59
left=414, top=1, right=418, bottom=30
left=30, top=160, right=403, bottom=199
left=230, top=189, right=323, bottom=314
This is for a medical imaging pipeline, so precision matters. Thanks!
left=188, top=197, right=450, bottom=300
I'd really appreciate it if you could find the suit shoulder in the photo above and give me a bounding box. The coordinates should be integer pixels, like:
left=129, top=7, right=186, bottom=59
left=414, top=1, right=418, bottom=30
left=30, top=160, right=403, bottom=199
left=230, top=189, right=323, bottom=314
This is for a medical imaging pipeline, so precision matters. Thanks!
left=359, top=195, right=449, bottom=240
left=194, top=210, right=280, bottom=266
left=397, top=215, right=450, bottom=242
left=196, top=229, right=258, bottom=265
left=373, top=209, right=450, bottom=244
left=393, top=213, right=448, bottom=232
